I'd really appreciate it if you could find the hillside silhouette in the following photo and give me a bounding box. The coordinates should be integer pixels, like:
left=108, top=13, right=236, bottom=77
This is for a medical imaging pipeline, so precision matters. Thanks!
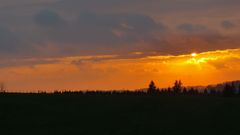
left=2, top=80, right=240, bottom=97
left=1, top=80, right=240, bottom=135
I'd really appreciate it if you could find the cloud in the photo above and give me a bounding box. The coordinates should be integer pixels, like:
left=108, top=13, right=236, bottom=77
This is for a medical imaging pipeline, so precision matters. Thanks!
left=140, top=23, right=236, bottom=55
left=221, top=20, right=237, bottom=29
left=31, top=11, right=166, bottom=55
left=177, top=23, right=208, bottom=34
left=0, top=26, right=27, bottom=56
left=53, top=0, right=240, bottom=13
left=34, top=10, right=65, bottom=27
left=0, top=0, right=239, bottom=91
left=0, top=0, right=239, bottom=60
left=1, top=48, right=240, bottom=91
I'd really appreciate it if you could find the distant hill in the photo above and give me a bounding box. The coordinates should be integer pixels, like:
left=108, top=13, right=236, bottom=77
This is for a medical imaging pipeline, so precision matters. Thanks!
left=185, top=80, right=240, bottom=92
left=140, top=80, right=240, bottom=92
left=205, top=80, right=240, bottom=91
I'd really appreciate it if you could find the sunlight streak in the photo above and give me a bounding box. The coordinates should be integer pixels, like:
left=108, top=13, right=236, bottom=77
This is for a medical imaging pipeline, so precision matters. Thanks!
left=0, top=48, right=239, bottom=91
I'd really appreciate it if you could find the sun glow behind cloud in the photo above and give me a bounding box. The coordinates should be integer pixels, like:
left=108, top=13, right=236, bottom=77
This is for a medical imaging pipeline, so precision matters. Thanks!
left=191, top=53, right=197, bottom=57
left=0, top=48, right=239, bottom=92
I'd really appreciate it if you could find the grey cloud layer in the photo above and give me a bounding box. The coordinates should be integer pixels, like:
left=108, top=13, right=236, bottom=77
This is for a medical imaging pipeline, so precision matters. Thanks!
left=53, top=0, right=240, bottom=12
left=32, top=10, right=166, bottom=55
left=0, top=0, right=239, bottom=59
left=221, top=21, right=237, bottom=29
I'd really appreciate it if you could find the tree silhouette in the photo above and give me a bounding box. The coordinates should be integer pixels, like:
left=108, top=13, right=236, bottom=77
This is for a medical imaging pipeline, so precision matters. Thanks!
left=209, top=88, right=217, bottom=95
left=0, top=82, right=5, bottom=93
left=231, top=82, right=237, bottom=94
left=182, top=87, right=187, bottom=94
left=173, top=80, right=182, bottom=94
left=239, top=84, right=240, bottom=95
left=223, top=83, right=235, bottom=96
left=204, top=89, right=208, bottom=95
left=147, top=81, right=157, bottom=94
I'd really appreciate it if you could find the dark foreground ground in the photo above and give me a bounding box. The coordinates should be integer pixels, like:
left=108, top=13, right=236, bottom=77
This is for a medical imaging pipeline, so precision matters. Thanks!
left=1, top=94, right=240, bottom=135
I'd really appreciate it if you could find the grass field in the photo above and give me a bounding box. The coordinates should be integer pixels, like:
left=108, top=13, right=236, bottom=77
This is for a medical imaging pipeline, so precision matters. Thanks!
left=1, top=94, right=240, bottom=135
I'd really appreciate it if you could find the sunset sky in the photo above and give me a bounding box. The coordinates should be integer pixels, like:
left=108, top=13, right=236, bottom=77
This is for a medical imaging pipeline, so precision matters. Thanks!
left=0, top=0, right=240, bottom=91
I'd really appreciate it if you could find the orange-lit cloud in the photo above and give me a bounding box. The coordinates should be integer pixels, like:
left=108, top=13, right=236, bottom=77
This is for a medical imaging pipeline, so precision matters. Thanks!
left=0, top=48, right=239, bottom=92
left=0, top=0, right=240, bottom=92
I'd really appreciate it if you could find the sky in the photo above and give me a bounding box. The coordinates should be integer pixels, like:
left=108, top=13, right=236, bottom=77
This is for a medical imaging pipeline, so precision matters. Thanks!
left=0, top=0, right=240, bottom=91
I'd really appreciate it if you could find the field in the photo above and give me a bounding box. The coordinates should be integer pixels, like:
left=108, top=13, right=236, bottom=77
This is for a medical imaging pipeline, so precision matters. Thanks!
left=1, top=94, right=240, bottom=135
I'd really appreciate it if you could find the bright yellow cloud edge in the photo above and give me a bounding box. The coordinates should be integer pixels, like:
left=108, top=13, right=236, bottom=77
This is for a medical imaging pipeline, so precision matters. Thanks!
left=0, top=48, right=239, bottom=92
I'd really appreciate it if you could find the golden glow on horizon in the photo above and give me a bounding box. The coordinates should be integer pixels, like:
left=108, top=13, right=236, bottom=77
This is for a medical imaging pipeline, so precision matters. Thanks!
left=191, top=53, right=197, bottom=57
left=0, top=48, right=239, bottom=91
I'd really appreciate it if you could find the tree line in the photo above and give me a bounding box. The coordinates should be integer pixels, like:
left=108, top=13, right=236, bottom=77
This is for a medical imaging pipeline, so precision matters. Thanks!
left=41, top=80, right=240, bottom=97
left=147, top=80, right=240, bottom=97
left=1, top=80, right=240, bottom=97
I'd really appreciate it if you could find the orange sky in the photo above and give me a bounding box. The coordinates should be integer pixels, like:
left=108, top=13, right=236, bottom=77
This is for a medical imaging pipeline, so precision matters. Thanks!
left=1, top=48, right=239, bottom=92
left=1, top=1, right=240, bottom=92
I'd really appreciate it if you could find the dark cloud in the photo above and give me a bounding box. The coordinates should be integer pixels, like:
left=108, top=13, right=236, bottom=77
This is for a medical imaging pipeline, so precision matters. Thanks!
left=0, top=26, right=39, bottom=59
left=142, top=22, right=240, bottom=55
left=32, top=11, right=166, bottom=51
left=0, top=26, right=23, bottom=54
left=177, top=23, right=208, bottom=34
left=34, top=10, right=65, bottom=27
left=52, top=0, right=240, bottom=14
left=221, top=20, right=237, bottom=29
left=176, top=23, right=224, bottom=43
left=0, top=0, right=239, bottom=60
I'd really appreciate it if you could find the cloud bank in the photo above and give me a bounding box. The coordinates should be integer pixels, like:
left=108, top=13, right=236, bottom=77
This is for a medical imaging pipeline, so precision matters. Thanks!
left=0, top=0, right=240, bottom=90
left=0, top=0, right=239, bottom=59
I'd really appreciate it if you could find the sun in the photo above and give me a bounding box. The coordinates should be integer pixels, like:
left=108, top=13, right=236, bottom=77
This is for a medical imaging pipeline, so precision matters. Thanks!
left=191, top=53, right=197, bottom=57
